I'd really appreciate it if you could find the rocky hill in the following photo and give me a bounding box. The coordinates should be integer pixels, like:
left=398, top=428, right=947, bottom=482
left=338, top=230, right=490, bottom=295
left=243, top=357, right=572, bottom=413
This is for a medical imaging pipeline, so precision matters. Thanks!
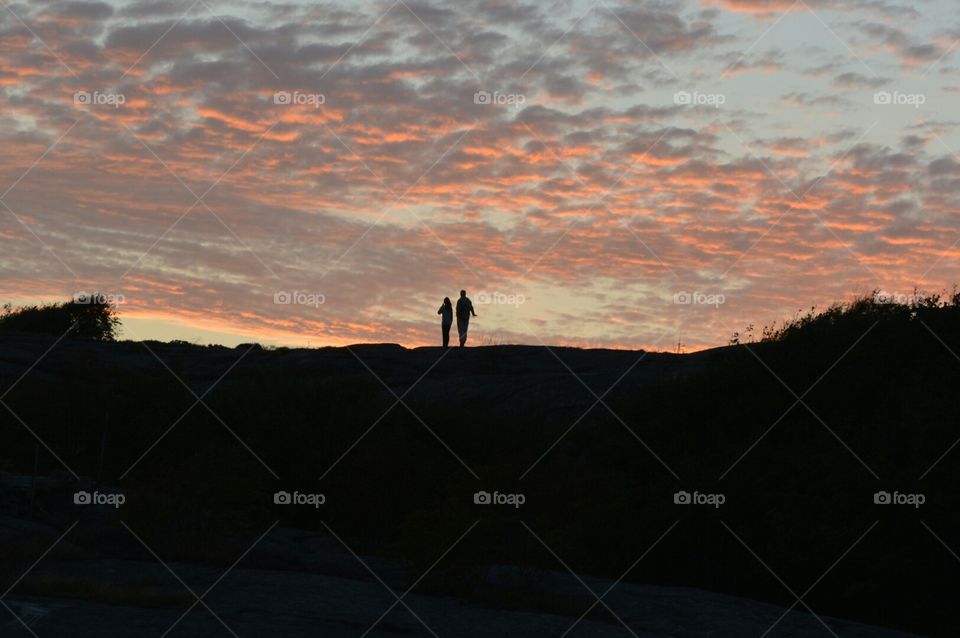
left=0, top=329, right=955, bottom=636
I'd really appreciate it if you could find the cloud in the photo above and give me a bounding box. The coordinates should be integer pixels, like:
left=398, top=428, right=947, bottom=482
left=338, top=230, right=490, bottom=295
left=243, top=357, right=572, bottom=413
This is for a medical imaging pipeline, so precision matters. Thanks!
left=860, top=22, right=947, bottom=67
left=0, top=0, right=957, bottom=350
left=831, top=72, right=890, bottom=89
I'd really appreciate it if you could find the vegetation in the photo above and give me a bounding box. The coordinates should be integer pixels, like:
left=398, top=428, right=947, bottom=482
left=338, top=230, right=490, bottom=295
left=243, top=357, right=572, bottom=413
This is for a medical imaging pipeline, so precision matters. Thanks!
left=0, top=295, right=121, bottom=341
left=730, top=287, right=960, bottom=344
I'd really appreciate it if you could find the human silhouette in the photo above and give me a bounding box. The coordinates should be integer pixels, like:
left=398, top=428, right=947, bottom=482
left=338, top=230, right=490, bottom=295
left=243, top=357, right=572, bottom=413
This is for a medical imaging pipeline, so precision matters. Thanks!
left=455, top=290, right=477, bottom=347
left=437, top=297, right=453, bottom=348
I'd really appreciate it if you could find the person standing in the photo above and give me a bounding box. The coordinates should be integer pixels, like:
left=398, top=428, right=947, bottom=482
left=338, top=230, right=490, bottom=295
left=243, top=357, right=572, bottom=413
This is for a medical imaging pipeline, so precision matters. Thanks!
left=455, top=290, right=477, bottom=347
left=437, top=297, right=453, bottom=348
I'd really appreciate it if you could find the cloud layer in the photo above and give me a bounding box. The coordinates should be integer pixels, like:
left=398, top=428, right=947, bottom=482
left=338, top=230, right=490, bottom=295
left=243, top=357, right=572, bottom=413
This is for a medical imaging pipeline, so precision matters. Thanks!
left=1, top=0, right=959, bottom=349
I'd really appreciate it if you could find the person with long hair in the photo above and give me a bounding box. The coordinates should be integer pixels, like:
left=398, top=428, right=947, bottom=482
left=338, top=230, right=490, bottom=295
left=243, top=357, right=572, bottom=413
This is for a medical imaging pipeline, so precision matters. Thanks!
left=437, top=297, right=453, bottom=348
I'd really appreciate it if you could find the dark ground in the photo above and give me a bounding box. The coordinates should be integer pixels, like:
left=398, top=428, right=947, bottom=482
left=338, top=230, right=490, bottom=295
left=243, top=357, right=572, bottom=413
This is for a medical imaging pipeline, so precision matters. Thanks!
left=0, top=324, right=957, bottom=636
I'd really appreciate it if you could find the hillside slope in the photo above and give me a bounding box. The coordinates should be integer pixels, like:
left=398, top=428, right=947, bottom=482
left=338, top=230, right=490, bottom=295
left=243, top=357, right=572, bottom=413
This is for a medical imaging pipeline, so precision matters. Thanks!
left=0, top=324, right=957, bottom=636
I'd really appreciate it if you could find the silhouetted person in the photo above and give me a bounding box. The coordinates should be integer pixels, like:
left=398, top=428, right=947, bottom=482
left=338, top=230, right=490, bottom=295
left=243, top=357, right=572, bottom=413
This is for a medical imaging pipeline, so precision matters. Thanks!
left=437, top=297, right=453, bottom=348
left=455, top=290, right=476, bottom=347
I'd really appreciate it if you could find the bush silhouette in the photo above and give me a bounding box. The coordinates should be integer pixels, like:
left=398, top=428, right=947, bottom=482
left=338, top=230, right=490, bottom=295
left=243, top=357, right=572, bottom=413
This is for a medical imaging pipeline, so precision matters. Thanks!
left=730, top=288, right=960, bottom=345
left=0, top=295, right=121, bottom=341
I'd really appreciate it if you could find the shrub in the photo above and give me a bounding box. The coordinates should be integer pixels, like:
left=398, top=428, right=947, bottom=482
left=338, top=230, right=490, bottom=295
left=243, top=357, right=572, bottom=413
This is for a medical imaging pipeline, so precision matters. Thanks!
left=0, top=296, right=121, bottom=341
left=730, top=288, right=960, bottom=345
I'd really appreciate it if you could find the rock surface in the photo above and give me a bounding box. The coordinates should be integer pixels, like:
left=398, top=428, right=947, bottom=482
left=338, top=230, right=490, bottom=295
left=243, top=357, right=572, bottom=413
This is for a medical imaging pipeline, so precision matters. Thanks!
left=0, top=335, right=928, bottom=637
left=1, top=530, right=923, bottom=638
left=0, top=333, right=715, bottom=419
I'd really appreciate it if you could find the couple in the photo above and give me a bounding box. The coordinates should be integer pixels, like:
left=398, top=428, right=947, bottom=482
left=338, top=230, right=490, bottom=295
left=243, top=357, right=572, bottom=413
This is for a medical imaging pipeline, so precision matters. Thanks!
left=437, top=290, right=477, bottom=348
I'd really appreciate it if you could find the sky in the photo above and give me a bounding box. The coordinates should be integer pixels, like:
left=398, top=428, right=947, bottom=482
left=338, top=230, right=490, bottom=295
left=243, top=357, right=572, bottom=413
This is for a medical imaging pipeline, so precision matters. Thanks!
left=0, top=0, right=958, bottom=350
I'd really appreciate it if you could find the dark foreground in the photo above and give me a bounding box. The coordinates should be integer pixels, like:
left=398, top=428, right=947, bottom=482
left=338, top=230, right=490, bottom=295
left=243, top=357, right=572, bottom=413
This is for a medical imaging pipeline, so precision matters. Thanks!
left=0, top=522, right=919, bottom=637
left=1, top=325, right=957, bottom=636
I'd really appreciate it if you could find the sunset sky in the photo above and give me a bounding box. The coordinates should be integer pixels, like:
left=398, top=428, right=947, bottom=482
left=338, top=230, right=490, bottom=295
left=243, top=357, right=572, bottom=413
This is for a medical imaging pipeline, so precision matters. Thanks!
left=1, top=0, right=958, bottom=350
